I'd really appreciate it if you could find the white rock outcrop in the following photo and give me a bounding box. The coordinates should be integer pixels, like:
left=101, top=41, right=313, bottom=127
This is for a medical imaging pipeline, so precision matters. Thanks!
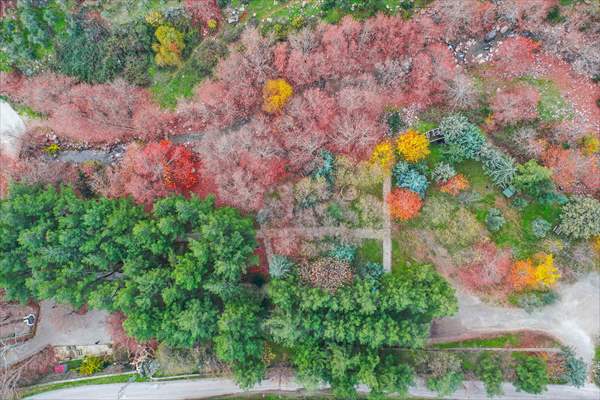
left=0, top=100, right=26, bottom=158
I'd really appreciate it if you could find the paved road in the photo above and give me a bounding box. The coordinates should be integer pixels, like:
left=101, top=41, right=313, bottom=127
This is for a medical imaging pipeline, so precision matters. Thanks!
left=432, top=272, right=600, bottom=365
left=26, top=377, right=600, bottom=400
left=6, top=300, right=110, bottom=366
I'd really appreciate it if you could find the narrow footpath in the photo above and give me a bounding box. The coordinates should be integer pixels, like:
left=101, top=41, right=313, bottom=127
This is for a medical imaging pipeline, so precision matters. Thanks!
left=26, top=376, right=600, bottom=400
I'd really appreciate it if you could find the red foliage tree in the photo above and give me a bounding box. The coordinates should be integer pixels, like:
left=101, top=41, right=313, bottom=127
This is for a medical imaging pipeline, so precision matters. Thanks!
left=17, top=347, right=57, bottom=386
left=542, top=146, right=600, bottom=195
left=387, top=188, right=423, bottom=221
left=46, top=79, right=163, bottom=144
left=102, top=140, right=200, bottom=206
left=184, top=0, right=222, bottom=32
left=489, top=37, right=541, bottom=78
left=0, top=72, right=76, bottom=115
left=491, top=85, right=540, bottom=127
left=198, top=117, right=288, bottom=211
left=107, top=312, right=140, bottom=355
left=457, top=240, right=512, bottom=296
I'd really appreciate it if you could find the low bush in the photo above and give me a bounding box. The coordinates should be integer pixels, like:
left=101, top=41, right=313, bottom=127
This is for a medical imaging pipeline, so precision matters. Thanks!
left=477, top=352, right=504, bottom=397
left=78, top=355, right=105, bottom=376
left=486, top=208, right=506, bottom=232
left=431, top=162, right=456, bottom=184
left=513, top=290, right=559, bottom=313
left=513, top=355, right=548, bottom=394
left=269, top=255, right=294, bottom=279
left=531, top=218, right=552, bottom=239
left=560, top=347, right=587, bottom=388
left=557, top=196, right=600, bottom=240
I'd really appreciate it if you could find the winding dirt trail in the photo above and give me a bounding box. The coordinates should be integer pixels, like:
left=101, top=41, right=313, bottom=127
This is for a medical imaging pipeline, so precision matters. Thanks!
left=431, top=273, right=600, bottom=365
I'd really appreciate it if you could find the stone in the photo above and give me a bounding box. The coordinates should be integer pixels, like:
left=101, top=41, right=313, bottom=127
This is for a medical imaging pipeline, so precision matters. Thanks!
left=0, top=101, right=26, bottom=158
left=500, top=25, right=509, bottom=34
left=485, top=29, right=497, bottom=42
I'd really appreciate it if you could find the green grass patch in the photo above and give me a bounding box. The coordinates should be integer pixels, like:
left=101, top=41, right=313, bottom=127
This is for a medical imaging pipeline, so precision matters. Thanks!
left=357, top=239, right=383, bottom=265
left=64, top=359, right=83, bottom=370
left=21, top=373, right=147, bottom=399
left=520, top=77, right=573, bottom=123
left=433, top=334, right=521, bottom=349
left=150, top=66, right=204, bottom=109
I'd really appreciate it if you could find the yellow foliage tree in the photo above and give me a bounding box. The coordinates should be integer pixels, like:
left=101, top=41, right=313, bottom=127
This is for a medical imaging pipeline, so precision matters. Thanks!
left=581, top=135, right=599, bottom=155
left=370, top=140, right=395, bottom=173
left=145, top=11, right=164, bottom=27
left=263, top=79, right=293, bottom=114
left=593, top=236, right=600, bottom=255
left=511, top=253, right=560, bottom=291
left=532, top=253, right=560, bottom=288
left=152, top=25, right=185, bottom=67
left=396, top=129, right=430, bottom=163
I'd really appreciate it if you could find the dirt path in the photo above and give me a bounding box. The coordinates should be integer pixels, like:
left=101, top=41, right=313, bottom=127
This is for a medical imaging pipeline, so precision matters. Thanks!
left=431, top=273, right=600, bottom=365
left=26, top=376, right=600, bottom=400
left=382, top=174, right=392, bottom=272
left=6, top=300, right=110, bottom=367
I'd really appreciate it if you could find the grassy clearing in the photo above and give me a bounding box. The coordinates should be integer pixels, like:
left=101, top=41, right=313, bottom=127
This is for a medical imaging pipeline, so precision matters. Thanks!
left=21, top=373, right=147, bottom=399
left=520, top=77, right=573, bottom=123
left=453, top=160, right=562, bottom=258
left=150, top=64, right=204, bottom=109
left=357, top=239, right=383, bottom=265
left=433, top=334, right=521, bottom=349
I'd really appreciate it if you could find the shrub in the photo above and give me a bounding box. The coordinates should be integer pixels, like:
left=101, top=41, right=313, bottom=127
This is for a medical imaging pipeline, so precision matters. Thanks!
left=269, top=255, right=294, bottom=279
left=263, top=79, right=293, bottom=114
left=532, top=218, right=552, bottom=239
left=358, top=262, right=384, bottom=280
left=439, top=174, right=469, bottom=196
left=439, top=114, right=485, bottom=161
left=426, top=371, right=464, bottom=397
left=370, top=140, right=395, bottom=173
left=153, top=25, right=185, bottom=67
left=477, top=352, right=503, bottom=397
left=423, top=352, right=464, bottom=397
left=329, top=243, right=357, bottom=263
left=593, top=350, right=600, bottom=387
left=299, top=257, right=353, bottom=292
left=78, top=355, right=105, bottom=376
left=431, top=162, right=456, bottom=184
left=478, top=144, right=516, bottom=189
left=155, top=343, right=203, bottom=376
left=312, top=150, right=336, bottom=186
left=395, top=169, right=429, bottom=198
left=515, top=290, right=559, bottom=313
left=396, top=129, right=430, bottom=163
left=513, top=355, right=548, bottom=394
left=559, top=347, right=587, bottom=388
left=385, top=110, right=404, bottom=136
left=581, top=135, right=599, bottom=156
left=486, top=208, right=505, bottom=232
left=514, top=160, right=555, bottom=199
left=387, top=188, right=423, bottom=221
left=55, top=17, right=113, bottom=83
left=558, top=196, right=600, bottom=240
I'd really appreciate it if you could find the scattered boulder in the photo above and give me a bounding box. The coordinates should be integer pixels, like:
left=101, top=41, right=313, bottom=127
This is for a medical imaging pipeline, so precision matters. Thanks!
left=485, top=29, right=497, bottom=42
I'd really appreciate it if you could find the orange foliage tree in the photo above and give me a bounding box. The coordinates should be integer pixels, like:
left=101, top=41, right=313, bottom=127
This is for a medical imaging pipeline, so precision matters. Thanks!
left=387, top=188, right=423, bottom=221
left=263, top=79, right=293, bottom=114
left=439, top=173, right=470, bottom=196
left=510, top=253, right=560, bottom=291
left=396, top=129, right=430, bottom=163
